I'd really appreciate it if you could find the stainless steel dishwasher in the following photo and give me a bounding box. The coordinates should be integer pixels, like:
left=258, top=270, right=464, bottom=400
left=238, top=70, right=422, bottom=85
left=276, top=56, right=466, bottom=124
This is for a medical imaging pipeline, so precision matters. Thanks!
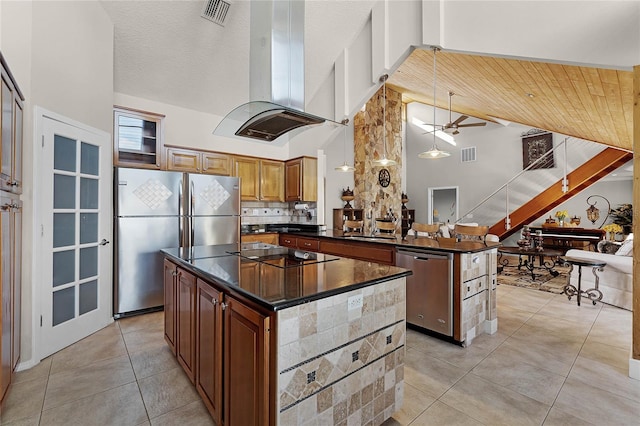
left=396, top=248, right=453, bottom=336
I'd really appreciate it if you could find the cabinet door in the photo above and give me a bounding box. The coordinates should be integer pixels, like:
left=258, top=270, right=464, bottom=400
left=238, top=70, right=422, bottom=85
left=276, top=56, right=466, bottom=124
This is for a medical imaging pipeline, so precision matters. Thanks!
left=166, top=147, right=200, bottom=173
left=284, top=159, right=301, bottom=201
left=113, top=107, right=164, bottom=169
left=0, top=197, right=12, bottom=400
left=260, top=160, right=284, bottom=201
left=239, top=260, right=260, bottom=294
left=0, top=74, right=12, bottom=192
left=240, top=233, right=279, bottom=245
left=11, top=200, right=21, bottom=370
left=224, top=297, right=270, bottom=426
left=196, top=280, right=223, bottom=424
left=177, top=267, right=196, bottom=383
left=233, top=157, right=260, bottom=201
left=202, top=152, right=232, bottom=176
left=11, top=97, right=22, bottom=194
left=163, top=259, right=177, bottom=355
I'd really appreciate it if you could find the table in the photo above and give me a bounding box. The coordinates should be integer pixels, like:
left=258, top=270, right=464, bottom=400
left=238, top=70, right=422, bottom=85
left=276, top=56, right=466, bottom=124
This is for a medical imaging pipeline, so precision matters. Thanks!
left=560, top=256, right=606, bottom=306
left=529, top=226, right=605, bottom=253
left=498, top=246, right=563, bottom=280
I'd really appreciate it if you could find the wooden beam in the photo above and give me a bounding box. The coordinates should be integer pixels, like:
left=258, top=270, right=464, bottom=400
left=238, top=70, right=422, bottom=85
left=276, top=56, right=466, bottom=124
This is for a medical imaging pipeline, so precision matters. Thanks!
left=489, top=148, right=632, bottom=239
left=632, top=65, right=640, bottom=363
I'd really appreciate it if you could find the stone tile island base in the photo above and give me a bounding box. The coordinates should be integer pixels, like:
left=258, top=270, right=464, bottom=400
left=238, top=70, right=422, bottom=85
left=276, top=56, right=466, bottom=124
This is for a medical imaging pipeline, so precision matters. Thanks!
left=277, top=278, right=406, bottom=424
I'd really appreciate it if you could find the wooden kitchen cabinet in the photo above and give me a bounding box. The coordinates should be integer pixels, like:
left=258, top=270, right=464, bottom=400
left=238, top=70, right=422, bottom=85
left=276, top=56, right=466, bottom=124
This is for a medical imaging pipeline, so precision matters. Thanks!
left=0, top=54, right=24, bottom=194
left=163, top=259, right=178, bottom=355
left=233, top=156, right=284, bottom=201
left=113, top=106, right=164, bottom=169
left=196, top=279, right=223, bottom=425
left=260, top=159, right=284, bottom=201
left=0, top=195, right=20, bottom=401
left=285, top=156, right=317, bottom=202
left=224, top=296, right=270, bottom=426
left=241, top=233, right=279, bottom=245
left=177, top=267, right=197, bottom=383
left=165, top=145, right=232, bottom=175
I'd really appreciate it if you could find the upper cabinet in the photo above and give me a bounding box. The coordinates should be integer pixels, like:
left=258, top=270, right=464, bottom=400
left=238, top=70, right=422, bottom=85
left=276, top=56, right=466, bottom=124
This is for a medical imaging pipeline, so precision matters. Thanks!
left=0, top=54, right=24, bottom=194
left=166, top=145, right=232, bottom=176
left=113, top=106, right=164, bottom=169
left=233, top=156, right=284, bottom=201
left=285, top=156, right=317, bottom=202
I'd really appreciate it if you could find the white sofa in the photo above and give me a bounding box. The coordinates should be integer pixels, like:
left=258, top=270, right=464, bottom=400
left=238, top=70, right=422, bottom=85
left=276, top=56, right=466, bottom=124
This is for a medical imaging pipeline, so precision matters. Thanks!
left=564, top=248, right=632, bottom=310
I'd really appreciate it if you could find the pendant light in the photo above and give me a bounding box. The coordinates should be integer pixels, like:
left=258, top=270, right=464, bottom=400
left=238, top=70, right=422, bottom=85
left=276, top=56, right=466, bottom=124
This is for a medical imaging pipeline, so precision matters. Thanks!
left=419, top=47, right=451, bottom=159
left=335, top=118, right=355, bottom=172
left=373, top=74, right=397, bottom=166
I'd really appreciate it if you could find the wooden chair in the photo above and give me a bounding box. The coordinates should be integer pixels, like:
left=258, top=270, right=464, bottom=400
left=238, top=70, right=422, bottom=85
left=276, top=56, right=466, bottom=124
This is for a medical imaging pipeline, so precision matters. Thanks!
left=453, top=224, right=489, bottom=242
left=344, top=220, right=364, bottom=234
left=375, top=220, right=397, bottom=236
left=411, top=222, right=440, bottom=238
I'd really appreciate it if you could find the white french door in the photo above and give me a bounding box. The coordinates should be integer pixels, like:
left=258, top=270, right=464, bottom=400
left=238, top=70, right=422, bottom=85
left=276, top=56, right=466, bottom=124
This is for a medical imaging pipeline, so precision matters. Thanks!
left=36, top=111, right=112, bottom=359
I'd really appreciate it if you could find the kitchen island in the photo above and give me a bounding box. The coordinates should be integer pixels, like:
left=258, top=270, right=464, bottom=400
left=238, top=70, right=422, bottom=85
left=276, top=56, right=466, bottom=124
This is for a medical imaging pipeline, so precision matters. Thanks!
left=162, top=243, right=410, bottom=425
left=277, top=230, right=500, bottom=346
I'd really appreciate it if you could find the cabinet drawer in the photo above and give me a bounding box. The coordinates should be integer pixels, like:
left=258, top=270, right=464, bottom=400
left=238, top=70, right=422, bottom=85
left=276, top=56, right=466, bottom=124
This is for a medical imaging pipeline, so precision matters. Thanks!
left=279, top=235, right=297, bottom=248
left=296, top=237, right=319, bottom=252
left=463, top=276, right=487, bottom=299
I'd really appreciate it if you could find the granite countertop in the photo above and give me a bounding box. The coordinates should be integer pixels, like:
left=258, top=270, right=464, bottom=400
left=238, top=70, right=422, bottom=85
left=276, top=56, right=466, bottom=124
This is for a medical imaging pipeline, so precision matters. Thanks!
left=285, top=229, right=501, bottom=253
left=162, top=244, right=411, bottom=311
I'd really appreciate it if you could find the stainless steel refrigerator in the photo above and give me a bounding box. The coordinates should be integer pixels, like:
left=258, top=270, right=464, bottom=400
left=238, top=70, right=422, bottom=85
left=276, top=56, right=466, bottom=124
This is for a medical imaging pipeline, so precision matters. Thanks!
left=113, top=167, right=240, bottom=318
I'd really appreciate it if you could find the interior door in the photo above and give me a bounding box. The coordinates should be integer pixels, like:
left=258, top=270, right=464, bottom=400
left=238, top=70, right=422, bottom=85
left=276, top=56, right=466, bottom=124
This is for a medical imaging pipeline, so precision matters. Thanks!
left=37, top=115, right=112, bottom=359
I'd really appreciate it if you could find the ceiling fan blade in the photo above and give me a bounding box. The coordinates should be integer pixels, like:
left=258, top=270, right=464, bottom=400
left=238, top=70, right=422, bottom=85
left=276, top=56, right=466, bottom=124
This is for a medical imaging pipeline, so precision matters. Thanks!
left=453, top=129, right=459, bottom=135
left=451, top=115, right=468, bottom=126
left=458, top=122, right=486, bottom=128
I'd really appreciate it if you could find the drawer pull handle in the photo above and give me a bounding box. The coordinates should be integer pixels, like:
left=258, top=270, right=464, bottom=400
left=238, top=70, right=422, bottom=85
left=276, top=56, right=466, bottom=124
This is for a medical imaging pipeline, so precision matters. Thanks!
left=417, top=314, right=424, bottom=319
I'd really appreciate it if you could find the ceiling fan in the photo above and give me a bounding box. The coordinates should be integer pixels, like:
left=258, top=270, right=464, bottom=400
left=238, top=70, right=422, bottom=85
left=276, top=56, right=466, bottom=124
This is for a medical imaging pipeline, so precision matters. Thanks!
left=424, top=91, right=486, bottom=135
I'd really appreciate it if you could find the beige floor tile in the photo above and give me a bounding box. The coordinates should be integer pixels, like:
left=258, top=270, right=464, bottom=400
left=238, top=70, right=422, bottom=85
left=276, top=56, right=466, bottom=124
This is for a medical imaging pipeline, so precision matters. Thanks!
left=118, top=311, right=164, bottom=335
left=536, top=296, right=602, bottom=323
left=43, top=354, right=136, bottom=410
left=0, top=414, right=41, bottom=426
left=387, top=382, right=435, bottom=425
left=523, top=312, right=593, bottom=339
left=411, top=330, right=506, bottom=371
left=497, top=336, right=579, bottom=377
left=138, top=366, right=200, bottom=419
left=39, top=382, right=148, bottom=426
left=409, top=401, right=485, bottom=426
left=586, top=308, right=632, bottom=350
left=440, top=374, right=550, bottom=426
left=12, top=357, right=51, bottom=385
left=123, top=322, right=167, bottom=355
left=50, top=324, right=127, bottom=375
left=569, top=340, right=640, bottom=403
left=496, top=305, right=534, bottom=336
left=149, top=399, right=214, bottom=425
left=554, top=377, right=640, bottom=425
left=0, top=377, right=47, bottom=424
left=403, top=348, right=466, bottom=399
left=542, top=406, right=596, bottom=425
left=497, top=288, right=554, bottom=313
left=471, top=348, right=566, bottom=405
left=130, top=344, right=181, bottom=380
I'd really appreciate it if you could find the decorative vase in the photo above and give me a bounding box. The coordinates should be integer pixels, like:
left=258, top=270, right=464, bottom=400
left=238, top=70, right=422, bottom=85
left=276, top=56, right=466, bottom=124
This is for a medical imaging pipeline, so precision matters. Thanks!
left=558, top=219, right=564, bottom=227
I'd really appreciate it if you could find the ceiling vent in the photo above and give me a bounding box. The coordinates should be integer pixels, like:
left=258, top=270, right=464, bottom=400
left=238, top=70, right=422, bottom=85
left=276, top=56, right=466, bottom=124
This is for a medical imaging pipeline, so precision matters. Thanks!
left=461, top=146, right=477, bottom=163
left=201, top=0, right=231, bottom=26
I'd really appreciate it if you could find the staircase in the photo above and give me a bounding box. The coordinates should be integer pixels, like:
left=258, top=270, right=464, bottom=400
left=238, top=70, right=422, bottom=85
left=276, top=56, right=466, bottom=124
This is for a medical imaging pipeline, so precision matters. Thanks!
left=489, top=147, right=633, bottom=240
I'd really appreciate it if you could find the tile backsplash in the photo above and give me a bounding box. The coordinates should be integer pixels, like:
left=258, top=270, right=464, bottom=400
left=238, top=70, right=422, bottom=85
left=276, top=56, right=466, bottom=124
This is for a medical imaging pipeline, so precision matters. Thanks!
left=241, top=201, right=318, bottom=225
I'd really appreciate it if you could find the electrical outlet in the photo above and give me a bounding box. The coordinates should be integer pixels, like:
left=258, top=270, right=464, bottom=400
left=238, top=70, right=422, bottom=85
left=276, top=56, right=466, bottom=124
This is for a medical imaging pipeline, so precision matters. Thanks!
left=242, top=208, right=249, bottom=215
left=348, top=294, right=363, bottom=310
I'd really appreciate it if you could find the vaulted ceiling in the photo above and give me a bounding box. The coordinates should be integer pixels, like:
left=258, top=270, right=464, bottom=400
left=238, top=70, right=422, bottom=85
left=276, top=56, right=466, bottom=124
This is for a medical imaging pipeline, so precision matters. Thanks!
left=388, top=48, right=633, bottom=151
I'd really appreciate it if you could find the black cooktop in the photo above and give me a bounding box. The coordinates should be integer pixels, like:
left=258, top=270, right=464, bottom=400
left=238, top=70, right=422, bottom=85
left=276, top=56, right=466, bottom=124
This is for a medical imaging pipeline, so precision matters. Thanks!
left=228, top=244, right=340, bottom=268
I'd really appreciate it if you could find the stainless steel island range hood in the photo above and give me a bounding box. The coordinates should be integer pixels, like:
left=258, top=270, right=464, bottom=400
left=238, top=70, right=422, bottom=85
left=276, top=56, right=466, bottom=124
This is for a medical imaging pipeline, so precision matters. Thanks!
left=214, top=0, right=337, bottom=143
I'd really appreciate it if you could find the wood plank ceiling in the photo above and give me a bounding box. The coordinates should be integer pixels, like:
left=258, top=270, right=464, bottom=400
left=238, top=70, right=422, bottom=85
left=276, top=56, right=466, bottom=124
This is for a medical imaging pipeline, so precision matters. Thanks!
left=387, top=48, right=633, bottom=151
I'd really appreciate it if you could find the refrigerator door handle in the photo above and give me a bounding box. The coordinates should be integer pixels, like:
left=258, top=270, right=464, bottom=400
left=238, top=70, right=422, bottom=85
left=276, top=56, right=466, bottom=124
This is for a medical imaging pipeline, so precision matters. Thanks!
left=178, top=179, right=183, bottom=247
left=191, top=180, right=195, bottom=250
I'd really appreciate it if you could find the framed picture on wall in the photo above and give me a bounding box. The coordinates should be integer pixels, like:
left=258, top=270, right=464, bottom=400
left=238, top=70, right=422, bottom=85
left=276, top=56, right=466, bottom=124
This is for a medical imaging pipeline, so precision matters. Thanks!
left=522, top=132, right=554, bottom=170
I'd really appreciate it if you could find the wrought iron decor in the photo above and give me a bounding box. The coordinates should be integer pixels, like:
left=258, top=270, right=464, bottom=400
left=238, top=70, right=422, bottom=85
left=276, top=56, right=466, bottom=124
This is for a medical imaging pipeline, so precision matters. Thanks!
left=522, top=130, right=554, bottom=170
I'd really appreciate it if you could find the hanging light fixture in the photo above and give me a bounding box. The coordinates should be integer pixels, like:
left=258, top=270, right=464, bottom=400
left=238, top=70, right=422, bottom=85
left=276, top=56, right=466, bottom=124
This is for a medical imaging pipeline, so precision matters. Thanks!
left=419, top=46, right=451, bottom=159
left=335, top=118, right=355, bottom=172
left=373, top=74, right=396, bottom=166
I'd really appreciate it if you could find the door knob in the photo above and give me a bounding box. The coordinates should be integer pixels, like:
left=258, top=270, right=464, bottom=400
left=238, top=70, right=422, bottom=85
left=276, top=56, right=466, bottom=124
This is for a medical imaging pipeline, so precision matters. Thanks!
left=100, top=239, right=110, bottom=246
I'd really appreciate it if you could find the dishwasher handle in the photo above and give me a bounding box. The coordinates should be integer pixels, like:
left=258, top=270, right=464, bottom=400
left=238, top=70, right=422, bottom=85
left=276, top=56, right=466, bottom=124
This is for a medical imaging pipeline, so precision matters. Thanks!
left=397, top=249, right=450, bottom=261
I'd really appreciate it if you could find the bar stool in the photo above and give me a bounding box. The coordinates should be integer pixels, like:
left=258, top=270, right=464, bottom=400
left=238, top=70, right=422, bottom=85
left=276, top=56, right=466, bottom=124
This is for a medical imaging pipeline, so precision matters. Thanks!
left=453, top=224, right=489, bottom=243
left=411, top=222, right=440, bottom=238
left=375, top=220, right=396, bottom=236
left=344, top=220, right=364, bottom=235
